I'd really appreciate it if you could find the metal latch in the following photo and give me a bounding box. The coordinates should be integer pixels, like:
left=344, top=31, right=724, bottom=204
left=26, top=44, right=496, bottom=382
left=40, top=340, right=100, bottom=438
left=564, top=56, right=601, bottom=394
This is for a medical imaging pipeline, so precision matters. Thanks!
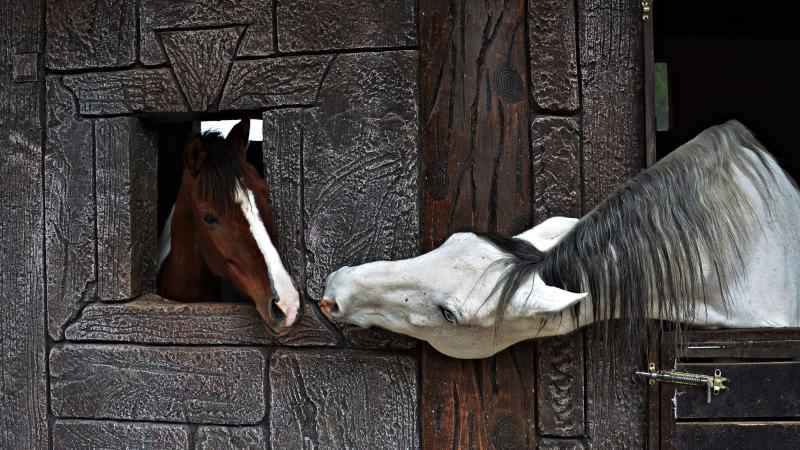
left=641, top=1, right=652, bottom=21
left=636, top=363, right=728, bottom=403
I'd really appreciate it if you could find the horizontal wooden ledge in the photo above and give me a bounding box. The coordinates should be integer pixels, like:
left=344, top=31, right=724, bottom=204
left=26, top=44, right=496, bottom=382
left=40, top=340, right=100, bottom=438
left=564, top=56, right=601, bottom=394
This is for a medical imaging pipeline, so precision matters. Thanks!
left=64, top=294, right=337, bottom=346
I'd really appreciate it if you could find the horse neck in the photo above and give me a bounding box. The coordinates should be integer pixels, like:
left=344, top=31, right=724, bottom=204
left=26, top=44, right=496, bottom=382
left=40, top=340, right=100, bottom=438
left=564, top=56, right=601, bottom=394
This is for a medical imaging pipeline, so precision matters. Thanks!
left=158, top=177, right=219, bottom=300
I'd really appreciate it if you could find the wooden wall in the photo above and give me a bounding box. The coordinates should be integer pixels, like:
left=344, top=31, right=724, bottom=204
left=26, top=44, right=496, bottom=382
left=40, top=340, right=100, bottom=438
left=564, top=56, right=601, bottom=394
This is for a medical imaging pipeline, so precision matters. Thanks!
left=0, top=0, right=647, bottom=448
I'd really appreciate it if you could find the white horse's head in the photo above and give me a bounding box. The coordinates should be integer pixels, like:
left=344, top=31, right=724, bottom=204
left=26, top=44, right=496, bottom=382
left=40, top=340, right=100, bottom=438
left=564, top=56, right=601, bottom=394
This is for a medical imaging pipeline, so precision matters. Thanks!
left=320, top=217, right=587, bottom=358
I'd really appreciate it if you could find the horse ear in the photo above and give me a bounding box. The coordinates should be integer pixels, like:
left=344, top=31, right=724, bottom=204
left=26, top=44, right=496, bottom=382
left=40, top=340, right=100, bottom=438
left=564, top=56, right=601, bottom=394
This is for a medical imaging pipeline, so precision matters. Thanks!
left=184, top=137, right=206, bottom=176
left=531, top=273, right=587, bottom=314
left=226, top=119, right=250, bottom=156
left=515, top=216, right=579, bottom=252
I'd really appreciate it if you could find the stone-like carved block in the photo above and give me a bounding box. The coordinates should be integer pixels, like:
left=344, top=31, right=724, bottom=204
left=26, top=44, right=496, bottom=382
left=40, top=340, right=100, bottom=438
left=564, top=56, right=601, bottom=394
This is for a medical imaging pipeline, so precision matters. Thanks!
left=528, top=0, right=579, bottom=112
left=537, top=333, right=586, bottom=436
left=220, top=56, right=332, bottom=111
left=46, top=0, right=136, bottom=70
left=195, top=426, right=266, bottom=450
left=161, top=27, right=243, bottom=112
left=532, top=116, right=581, bottom=221
left=270, top=350, right=418, bottom=449
left=63, top=69, right=186, bottom=116
left=50, top=344, right=266, bottom=424
left=139, top=0, right=272, bottom=66
left=277, top=0, right=416, bottom=52
left=53, top=420, right=190, bottom=450
left=45, top=77, right=96, bottom=340
left=95, top=118, right=158, bottom=301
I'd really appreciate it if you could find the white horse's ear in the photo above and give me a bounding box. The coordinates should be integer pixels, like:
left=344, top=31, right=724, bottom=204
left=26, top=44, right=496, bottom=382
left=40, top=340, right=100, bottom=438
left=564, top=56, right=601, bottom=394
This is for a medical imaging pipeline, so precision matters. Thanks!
left=515, top=216, right=579, bottom=251
left=531, top=273, right=587, bottom=314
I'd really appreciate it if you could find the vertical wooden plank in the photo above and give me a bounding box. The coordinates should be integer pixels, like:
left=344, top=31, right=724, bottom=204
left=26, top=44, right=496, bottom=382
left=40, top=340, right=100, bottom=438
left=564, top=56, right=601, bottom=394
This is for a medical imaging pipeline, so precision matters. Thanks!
left=579, top=0, right=648, bottom=447
left=95, top=117, right=158, bottom=301
left=419, top=0, right=535, bottom=448
left=0, top=0, right=49, bottom=447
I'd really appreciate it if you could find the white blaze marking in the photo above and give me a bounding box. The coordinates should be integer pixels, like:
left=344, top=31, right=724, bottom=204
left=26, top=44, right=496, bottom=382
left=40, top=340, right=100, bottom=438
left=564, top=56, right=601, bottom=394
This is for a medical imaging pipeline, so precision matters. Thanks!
left=236, top=186, right=300, bottom=326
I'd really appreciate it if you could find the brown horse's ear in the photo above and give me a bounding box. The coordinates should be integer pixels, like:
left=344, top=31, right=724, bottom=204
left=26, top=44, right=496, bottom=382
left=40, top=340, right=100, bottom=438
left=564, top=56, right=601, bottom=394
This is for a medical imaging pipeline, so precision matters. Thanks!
left=184, top=137, right=206, bottom=176
left=226, top=119, right=250, bottom=156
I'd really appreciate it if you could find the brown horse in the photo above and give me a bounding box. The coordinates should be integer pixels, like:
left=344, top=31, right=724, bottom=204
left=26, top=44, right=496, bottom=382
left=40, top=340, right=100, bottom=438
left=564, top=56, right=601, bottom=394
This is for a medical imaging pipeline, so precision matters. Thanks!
left=157, top=120, right=299, bottom=332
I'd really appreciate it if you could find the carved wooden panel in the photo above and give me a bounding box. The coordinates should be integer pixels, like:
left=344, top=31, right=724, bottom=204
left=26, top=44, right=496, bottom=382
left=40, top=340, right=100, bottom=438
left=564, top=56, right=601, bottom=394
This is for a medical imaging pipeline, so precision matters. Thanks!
left=276, top=0, right=417, bottom=52
left=50, top=344, right=266, bottom=424
left=537, top=333, right=585, bottom=437
left=0, top=1, right=49, bottom=446
left=195, top=426, right=267, bottom=450
left=528, top=0, right=579, bottom=113
left=532, top=116, right=582, bottom=221
left=53, top=420, right=190, bottom=450
left=270, top=350, right=418, bottom=449
left=45, top=76, right=96, bottom=340
left=63, top=69, right=187, bottom=116
left=45, top=0, right=137, bottom=70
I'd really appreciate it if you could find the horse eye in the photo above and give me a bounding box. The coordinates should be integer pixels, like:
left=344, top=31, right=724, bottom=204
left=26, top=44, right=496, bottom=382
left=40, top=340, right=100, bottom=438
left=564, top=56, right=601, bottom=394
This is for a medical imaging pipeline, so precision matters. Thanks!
left=440, top=307, right=457, bottom=324
left=202, top=213, right=220, bottom=225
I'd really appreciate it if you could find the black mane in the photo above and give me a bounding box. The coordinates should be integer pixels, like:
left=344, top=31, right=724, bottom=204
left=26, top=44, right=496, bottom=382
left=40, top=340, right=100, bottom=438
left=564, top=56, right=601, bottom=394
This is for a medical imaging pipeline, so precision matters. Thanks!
left=191, top=131, right=246, bottom=215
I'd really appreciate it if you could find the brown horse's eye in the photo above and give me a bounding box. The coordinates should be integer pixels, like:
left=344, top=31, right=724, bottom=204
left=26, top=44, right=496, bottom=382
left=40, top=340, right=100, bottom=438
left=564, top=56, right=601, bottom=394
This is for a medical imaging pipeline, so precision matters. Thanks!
left=202, top=213, right=220, bottom=226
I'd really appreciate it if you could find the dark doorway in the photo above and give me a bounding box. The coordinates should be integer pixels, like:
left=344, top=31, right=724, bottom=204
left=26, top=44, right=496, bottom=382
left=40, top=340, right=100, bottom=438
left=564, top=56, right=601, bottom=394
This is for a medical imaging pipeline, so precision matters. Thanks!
left=654, top=0, right=800, bottom=181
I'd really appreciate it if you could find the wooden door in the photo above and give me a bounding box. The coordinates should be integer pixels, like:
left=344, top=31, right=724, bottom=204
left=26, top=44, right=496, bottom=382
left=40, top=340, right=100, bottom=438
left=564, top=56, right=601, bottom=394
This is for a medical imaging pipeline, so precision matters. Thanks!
left=650, top=329, right=800, bottom=450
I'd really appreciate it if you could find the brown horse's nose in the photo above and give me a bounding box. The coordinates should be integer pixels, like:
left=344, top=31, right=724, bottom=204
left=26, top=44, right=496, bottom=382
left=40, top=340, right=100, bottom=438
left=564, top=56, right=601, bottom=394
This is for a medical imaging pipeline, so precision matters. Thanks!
left=319, top=298, right=339, bottom=320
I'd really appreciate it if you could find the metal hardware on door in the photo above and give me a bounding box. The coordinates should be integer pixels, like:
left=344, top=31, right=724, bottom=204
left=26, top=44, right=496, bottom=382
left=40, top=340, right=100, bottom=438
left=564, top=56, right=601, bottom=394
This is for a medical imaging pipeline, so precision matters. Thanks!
left=642, top=1, right=652, bottom=21
left=636, top=363, right=728, bottom=403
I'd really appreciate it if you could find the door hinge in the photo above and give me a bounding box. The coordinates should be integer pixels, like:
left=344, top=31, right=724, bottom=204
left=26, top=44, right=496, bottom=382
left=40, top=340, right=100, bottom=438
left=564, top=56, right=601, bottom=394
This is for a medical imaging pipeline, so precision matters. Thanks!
left=642, top=1, right=652, bottom=21
left=636, top=363, right=728, bottom=403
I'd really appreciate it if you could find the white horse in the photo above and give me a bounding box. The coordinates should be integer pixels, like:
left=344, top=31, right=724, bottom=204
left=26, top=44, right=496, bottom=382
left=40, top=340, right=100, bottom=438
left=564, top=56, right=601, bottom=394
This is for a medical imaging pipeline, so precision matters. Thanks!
left=320, top=121, right=800, bottom=358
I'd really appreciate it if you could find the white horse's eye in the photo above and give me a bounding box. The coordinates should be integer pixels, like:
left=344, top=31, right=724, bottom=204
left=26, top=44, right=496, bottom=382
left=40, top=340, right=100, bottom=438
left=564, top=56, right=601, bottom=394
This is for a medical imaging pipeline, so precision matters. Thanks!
left=440, top=306, right=457, bottom=324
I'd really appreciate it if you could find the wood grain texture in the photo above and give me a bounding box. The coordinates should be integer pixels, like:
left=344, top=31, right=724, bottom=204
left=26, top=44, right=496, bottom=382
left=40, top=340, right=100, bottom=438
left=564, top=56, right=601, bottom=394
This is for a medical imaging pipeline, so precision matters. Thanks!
left=161, top=27, right=243, bottom=112
left=532, top=116, right=581, bottom=221
left=45, top=76, right=96, bottom=340
left=95, top=117, right=158, bottom=301
left=262, top=109, right=339, bottom=346
left=419, top=0, right=536, bottom=448
left=276, top=0, right=417, bottom=52
left=139, top=0, right=272, bottom=65
left=539, top=438, right=587, bottom=450
left=527, top=0, right=579, bottom=113
left=301, top=51, right=419, bottom=347
left=45, top=0, right=136, bottom=70
left=50, top=344, right=266, bottom=424
left=62, top=69, right=186, bottom=116
left=270, top=350, right=418, bottom=449
left=195, top=426, right=267, bottom=450
left=675, top=362, right=800, bottom=419
left=219, top=56, right=332, bottom=111
left=537, top=333, right=585, bottom=437
left=577, top=1, right=647, bottom=448
left=53, top=420, right=190, bottom=450
left=63, top=295, right=334, bottom=346
left=676, top=422, right=800, bottom=450
left=0, top=1, right=49, bottom=446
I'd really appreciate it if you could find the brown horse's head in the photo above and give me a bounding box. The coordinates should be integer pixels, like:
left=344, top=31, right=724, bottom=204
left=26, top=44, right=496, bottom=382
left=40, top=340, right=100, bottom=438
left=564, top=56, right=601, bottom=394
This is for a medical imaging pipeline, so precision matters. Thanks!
left=160, top=120, right=299, bottom=332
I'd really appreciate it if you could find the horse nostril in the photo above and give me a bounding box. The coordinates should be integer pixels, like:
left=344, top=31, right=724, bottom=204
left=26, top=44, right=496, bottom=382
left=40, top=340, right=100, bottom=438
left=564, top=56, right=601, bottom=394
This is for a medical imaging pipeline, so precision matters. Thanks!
left=270, top=297, right=286, bottom=326
left=319, top=298, right=339, bottom=318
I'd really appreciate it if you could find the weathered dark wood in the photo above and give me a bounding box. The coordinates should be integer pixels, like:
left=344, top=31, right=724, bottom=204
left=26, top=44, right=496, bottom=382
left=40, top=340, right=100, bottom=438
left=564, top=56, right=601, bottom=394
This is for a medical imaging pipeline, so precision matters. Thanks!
left=62, top=69, right=187, bottom=116
left=161, top=27, right=243, bottom=112
left=669, top=329, right=800, bottom=359
left=301, top=51, right=419, bottom=347
left=579, top=1, right=647, bottom=448
left=532, top=116, right=582, bottom=222
left=64, top=295, right=337, bottom=346
left=95, top=117, right=158, bottom=301
left=219, top=56, right=332, bottom=111
left=537, top=333, right=585, bottom=437
left=50, top=344, right=266, bottom=424
left=195, top=426, right=267, bottom=450
left=46, top=0, right=136, bottom=70
left=270, top=350, right=418, bottom=449
left=53, top=420, right=190, bottom=450
left=45, top=76, right=96, bottom=340
left=0, top=1, right=48, bottom=446
left=262, top=108, right=339, bottom=346
left=528, top=0, right=579, bottom=113
left=675, top=422, right=800, bottom=450
left=539, top=437, right=588, bottom=450
left=419, top=1, right=536, bottom=447
left=675, top=362, right=800, bottom=419
left=276, top=0, right=416, bottom=52
left=139, top=0, right=272, bottom=65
